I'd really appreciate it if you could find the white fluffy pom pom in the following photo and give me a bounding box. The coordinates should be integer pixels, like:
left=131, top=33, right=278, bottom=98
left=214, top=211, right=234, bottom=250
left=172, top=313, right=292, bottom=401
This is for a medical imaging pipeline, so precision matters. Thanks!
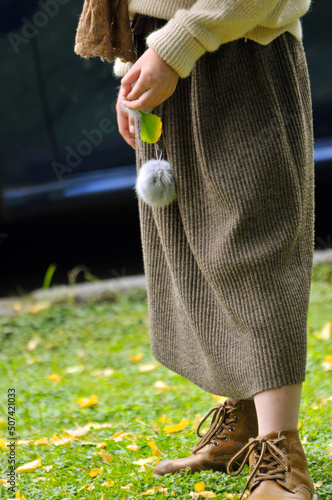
left=135, top=159, right=176, bottom=208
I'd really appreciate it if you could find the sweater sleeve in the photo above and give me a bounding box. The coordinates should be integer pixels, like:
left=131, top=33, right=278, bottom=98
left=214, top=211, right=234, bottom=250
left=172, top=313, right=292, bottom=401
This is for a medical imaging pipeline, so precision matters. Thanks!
left=146, top=0, right=308, bottom=78
left=113, top=58, right=133, bottom=78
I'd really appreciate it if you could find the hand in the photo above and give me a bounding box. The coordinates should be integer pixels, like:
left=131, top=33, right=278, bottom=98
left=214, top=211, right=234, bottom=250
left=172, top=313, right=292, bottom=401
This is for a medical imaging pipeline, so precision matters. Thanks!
left=116, top=89, right=136, bottom=149
left=121, top=48, right=179, bottom=111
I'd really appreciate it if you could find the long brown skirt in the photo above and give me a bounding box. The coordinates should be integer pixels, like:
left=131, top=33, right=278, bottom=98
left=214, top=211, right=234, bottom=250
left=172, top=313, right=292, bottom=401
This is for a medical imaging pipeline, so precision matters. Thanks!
left=132, top=15, right=315, bottom=398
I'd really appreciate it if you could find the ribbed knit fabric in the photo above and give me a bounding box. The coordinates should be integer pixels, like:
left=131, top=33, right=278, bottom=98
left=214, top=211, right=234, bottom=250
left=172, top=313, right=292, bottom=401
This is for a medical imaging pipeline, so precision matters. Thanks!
left=133, top=15, right=315, bottom=398
left=113, top=0, right=311, bottom=78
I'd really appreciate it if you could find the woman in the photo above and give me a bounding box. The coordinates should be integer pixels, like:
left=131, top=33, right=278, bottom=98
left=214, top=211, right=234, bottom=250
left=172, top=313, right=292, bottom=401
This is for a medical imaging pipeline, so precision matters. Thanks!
left=75, top=1, right=317, bottom=498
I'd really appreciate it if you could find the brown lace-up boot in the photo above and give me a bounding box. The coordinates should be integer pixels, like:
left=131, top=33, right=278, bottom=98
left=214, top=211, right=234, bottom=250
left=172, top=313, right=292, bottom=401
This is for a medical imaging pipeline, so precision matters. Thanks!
left=226, top=430, right=318, bottom=500
left=153, top=398, right=258, bottom=476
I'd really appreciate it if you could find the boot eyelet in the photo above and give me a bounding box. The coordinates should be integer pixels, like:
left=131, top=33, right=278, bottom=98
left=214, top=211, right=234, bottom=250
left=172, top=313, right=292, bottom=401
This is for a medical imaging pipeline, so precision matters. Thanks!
left=234, top=416, right=239, bottom=422
left=212, top=441, right=219, bottom=447
left=229, top=426, right=236, bottom=432
left=237, top=405, right=244, bottom=411
left=281, top=448, right=287, bottom=454
left=221, top=435, right=228, bottom=442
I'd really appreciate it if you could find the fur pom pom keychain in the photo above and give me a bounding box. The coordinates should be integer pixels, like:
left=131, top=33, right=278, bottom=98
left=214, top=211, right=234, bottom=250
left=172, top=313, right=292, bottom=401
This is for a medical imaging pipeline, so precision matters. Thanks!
left=121, top=98, right=176, bottom=208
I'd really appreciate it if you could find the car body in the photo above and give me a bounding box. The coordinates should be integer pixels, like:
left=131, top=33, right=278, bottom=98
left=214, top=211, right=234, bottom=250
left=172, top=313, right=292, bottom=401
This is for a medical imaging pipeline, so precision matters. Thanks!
left=0, top=0, right=331, bottom=242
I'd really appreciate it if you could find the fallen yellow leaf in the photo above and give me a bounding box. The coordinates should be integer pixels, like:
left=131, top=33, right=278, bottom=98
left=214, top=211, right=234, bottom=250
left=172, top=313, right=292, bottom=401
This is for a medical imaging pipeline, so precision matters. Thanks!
left=32, top=437, right=49, bottom=445
left=102, top=480, right=115, bottom=487
left=322, top=355, right=332, bottom=371
left=110, top=430, right=125, bottom=442
left=78, top=484, right=95, bottom=491
left=65, top=365, right=85, bottom=374
left=95, top=442, right=107, bottom=449
left=12, top=301, right=22, bottom=311
left=121, top=483, right=134, bottom=491
left=133, top=457, right=159, bottom=466
left=164, top=418, right=190, bottom=434
left=0, top=478, right=11, bottom=486
left=77, top=394, right=98, bottom=407
left=16, top=458, right=42, bottom=473
left=26, top=335, right=40, bottom=351
left=141, top=486, right=168, bottom=495
left=64, top=424, right=91, bottom=437
left=48, top=372, right=62, bottom=383
left=314, top=481, right=323, bottom=488
left=42, top=465, right=53, bottom=472
left=0, top=437, right=7, bottom=448
left=201, top=492, right=217, bottom=499
left=88, top=422, right=113, bottom=430
left=100, top=494, right=106, bottom=500
left=147, top=440, right=162, bottom=456
left=159, top=414, right=172, bottom=425
left=153, top=380, right=169, bottom=390
left=129, top=353, right=144, bottom=363
left=139, top=363, right=159, bottom=372
left=326, top=443, right=332, bottom=456
left=315, top=322, right=331, bottom=340
left=50, top=434, right=76, bottom=445
left=101, top=449, right=113, bottom=464
left=127, top=444, right=140, bottom=452
left=195, top=481, right=205, bottom=492
left=89, top=467, right=103, bottom=478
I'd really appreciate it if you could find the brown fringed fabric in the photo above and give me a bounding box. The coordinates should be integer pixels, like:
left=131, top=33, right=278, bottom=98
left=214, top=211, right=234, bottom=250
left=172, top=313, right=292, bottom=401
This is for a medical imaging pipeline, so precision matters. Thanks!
left=74, top=0, right=136, bottom=63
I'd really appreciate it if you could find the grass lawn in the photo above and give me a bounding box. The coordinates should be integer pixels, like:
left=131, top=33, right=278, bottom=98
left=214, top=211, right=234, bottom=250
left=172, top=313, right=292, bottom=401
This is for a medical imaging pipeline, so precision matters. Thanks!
left=0, top=264, right=331, bottom=500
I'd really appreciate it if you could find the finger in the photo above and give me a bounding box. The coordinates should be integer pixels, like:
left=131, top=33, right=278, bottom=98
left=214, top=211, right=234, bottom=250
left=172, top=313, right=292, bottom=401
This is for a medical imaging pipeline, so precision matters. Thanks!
left=121, top=67, right=141, bottom=93
left=117, top=105, right=136, bottom=149
left=122, top=88, right=158, bottom=110
left=123, top=80, right=151, bottom=104
left=129, top=116, right=135, bottom=136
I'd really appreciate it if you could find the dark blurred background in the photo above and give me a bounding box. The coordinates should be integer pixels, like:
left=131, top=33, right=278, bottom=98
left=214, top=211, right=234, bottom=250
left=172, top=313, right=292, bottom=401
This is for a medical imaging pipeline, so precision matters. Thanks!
left=0, top=0, right=331, bottom=298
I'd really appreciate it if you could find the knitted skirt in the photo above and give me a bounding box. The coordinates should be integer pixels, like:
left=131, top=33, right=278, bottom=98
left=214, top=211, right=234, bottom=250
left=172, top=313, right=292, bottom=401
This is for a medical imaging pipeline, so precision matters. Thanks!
left=132, top=15, right=315, bottom=398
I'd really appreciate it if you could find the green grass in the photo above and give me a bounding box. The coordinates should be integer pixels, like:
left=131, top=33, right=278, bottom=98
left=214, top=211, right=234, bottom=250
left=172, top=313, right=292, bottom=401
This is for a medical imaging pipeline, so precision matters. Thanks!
left=0, top=265, right=331, bottom=500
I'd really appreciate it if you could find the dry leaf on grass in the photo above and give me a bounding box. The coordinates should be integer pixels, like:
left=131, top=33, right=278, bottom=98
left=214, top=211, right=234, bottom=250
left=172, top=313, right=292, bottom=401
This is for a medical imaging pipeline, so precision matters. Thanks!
left=89, top=467, right=103, bottom=478
left=133, top=456, right=159, bottom=466
left=127, top=444, right=140, bottom=452
left=139, top=363, right=159, bottom=372
left=102, top=480, right=115, bottom=487
left=153, top=380, right=169, bottom=390
left=26, top=335, right=40, bottom=351
left=77, top=395, right=98, bottom=407
left=322, top=354, right=332, bottom=371
left=121, top=483, right=134, bottom=491
left=141, top=486, right=168, bottom=495
left=315, top=322, right=331, bottom=340
left=78, top=484, right=95, bottom=491
left=164, top=418, right=190, bottom=433
left=48, top=372, right=62, bottom=383
left=16, top=458, right=42, bottom=473
left=101, top=449, right=113, bottom=463
left=129, top=353, right=144, bottom=363
left=195, top=481, right=205, bottom=492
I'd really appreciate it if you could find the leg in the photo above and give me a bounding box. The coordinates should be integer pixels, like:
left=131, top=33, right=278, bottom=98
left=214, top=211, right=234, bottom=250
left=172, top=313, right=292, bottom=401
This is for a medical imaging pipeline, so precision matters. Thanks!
left=254, top=383, right=302, bottom=435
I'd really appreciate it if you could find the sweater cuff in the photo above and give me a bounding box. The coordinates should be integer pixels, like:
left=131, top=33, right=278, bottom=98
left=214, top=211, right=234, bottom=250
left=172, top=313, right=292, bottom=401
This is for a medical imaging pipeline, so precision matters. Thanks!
left=146, top=18, right=207, bottom=78
left=113, top=58, right=133, bottom=78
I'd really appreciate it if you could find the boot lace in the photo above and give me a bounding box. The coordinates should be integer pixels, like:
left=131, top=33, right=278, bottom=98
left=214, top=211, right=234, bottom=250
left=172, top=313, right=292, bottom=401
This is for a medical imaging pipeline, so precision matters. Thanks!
left=192, top=401, right=241, bottom=454
left=226, top=435, right=291, bottom=500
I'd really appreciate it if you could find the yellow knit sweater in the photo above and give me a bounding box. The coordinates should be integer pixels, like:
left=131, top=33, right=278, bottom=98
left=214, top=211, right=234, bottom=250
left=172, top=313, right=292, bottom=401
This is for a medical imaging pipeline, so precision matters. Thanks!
left=114, top=0, right=311, bottom=78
